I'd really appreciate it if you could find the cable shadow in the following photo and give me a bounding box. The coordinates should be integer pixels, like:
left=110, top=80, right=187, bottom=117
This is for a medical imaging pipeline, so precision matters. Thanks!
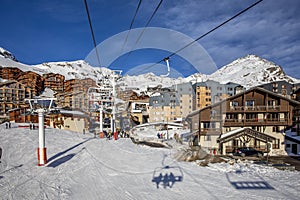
left=226, top=172, right=275, bottom=190
left=47, top=138, right=92, bottom=163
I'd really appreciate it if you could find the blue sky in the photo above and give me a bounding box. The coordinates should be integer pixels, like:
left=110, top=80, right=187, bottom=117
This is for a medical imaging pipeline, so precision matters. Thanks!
left=0, top=0, right=299, bottom=78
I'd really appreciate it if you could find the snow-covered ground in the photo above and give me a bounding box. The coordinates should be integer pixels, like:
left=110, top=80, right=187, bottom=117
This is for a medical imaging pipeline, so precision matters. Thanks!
left=0, top=124, right=299, bottom=199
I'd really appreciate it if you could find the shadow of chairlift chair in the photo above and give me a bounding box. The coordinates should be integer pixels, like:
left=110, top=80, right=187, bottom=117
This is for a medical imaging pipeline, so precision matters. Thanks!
left=152, top=165, right=183, bottom=189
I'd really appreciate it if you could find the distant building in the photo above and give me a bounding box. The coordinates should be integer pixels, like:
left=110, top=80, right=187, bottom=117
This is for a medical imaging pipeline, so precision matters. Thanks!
left=148, top=87, right=180, bottom=123
left=43, top=73, right=65, bottom=92
left=64, top=78, right=96, bottom=93
left=0, top=80, right=33, bottom=117
left=16, top=71, right=44, bottom=96
left=257, top=80, right=300, bottom=100
left=0, top=67, right=22, bottom=80
left=49, top=109, right=89, bottom=133
left=129, top=101, right=149, bottom=125
left=193, top=80, right=244, bottom=109
left=55, top=91, right=89, bottom=111
left=148, top=83, right=194, bottom=123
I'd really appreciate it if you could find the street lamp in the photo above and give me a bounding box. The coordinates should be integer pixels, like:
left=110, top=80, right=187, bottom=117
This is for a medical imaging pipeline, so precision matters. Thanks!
left=26, top=98, right=56, bottom=166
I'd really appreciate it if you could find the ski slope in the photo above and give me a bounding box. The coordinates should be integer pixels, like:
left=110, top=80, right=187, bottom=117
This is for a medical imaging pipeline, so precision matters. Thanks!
left=0, top=124, right=299, bottom=199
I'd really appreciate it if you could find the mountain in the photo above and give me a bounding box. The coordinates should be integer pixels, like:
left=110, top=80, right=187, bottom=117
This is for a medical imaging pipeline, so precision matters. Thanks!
left=0, top=47, right=299, bottom=90
left=207, top=55, right=299, bottom=88
left=0, top=47, right=17, bottom=62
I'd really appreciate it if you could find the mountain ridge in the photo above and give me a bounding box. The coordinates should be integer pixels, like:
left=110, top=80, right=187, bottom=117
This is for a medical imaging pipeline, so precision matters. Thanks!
left=0, top=47, right=298, bottom=89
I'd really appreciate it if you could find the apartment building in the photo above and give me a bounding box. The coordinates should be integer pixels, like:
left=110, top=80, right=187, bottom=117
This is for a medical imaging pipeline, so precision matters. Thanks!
left=186, top=87, right=300, bottom=156
left=43, top=73, right=65, bottom=92
left=55, top=91, right=89, bottom=111
left=0, top=80, right=33, bottom=116
left=193, top=80, right=244, bottom=109
left=65, top=78, right=96, bottom=93
left=0, top=67, right=22, bottom=80
left=16, top=71, right=44, bottom=96
left=258, top=80, right=300, bottom=100
left=148, top=83, right=195, bottom=123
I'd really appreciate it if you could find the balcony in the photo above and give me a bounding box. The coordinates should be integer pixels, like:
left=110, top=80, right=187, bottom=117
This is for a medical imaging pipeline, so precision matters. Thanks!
left=224, top=118, right=289, bottom=126
left=229, top=106, right=280, bottom=112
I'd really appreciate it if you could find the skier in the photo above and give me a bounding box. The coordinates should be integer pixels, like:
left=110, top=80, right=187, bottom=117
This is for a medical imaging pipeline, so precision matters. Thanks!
left=0, top=147, right=2, bottom=163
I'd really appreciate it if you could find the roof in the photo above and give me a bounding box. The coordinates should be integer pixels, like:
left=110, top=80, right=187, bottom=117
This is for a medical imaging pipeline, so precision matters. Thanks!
left=285, top=135, right=300, bottom=144
left=133, top=122, right=183, bottom=129
left=217, top=128, right=276, bottom=143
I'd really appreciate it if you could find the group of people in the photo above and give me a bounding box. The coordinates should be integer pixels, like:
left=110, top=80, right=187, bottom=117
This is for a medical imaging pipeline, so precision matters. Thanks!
left=96, top=130, right=130, bottom=140
left=5, top=122, right=11, bottom=129
left=157, top=132, right=166, bottom=139
left=29, top=122, right=35, bottom=130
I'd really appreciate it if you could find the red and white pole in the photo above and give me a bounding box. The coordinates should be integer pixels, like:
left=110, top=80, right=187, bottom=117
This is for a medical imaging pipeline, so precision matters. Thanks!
left=37, top=109, right=47, bottom=166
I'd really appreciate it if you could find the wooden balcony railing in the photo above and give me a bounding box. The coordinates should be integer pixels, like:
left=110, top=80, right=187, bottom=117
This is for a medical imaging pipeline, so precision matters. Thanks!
left=230, top=106, right=281, bottom=111
left=224, top=118, right=289, bottom=126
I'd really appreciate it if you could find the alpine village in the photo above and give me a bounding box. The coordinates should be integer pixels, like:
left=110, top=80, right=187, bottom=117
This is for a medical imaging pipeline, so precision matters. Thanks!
left=1, top=49, right=300, bottom=168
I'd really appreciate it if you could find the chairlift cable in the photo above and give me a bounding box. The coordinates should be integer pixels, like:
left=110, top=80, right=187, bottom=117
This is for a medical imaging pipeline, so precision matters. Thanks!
left=84, top=0, right=101, bottom=67
left=123, top=0, right=164, bottom=65
left=137, top=0, right=264, bottom=74
left=121, top=0, right=143, bottom=54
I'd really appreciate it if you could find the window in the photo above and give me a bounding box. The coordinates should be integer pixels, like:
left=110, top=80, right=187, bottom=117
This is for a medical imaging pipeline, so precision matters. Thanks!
left=246, top=100, right=255, bottom=107
left=272, top=126, right=280, bottom=132
left=232, top=101, right=238, bottom=107
left=268, top=100, right=275, bottom=106
left=272, top=139, right=280, bottom=149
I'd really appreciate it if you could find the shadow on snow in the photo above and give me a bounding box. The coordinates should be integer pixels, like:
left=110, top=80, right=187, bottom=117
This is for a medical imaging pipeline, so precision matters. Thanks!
left=47, top=138, right=92, bottom=168
left=152, top=154, right=184, bottom=189
left=226, top=172, right=275, bottom=190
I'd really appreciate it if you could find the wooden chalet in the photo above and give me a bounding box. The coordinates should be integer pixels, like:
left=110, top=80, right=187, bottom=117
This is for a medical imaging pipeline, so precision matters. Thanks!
left=186, top=87, right=300, bottom=155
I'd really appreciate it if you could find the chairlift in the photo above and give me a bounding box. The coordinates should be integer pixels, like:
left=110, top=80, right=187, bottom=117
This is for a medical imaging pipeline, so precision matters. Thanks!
left=161, top=57, right=170, bottom=77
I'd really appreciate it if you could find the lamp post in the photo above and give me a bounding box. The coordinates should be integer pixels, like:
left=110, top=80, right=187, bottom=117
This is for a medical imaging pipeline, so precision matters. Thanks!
left=26, top=98, right=55, bottom=166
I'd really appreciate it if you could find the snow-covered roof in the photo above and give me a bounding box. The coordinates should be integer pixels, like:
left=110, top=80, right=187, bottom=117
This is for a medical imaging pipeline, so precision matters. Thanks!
left=219, top=127, right=245, bottom=140
left=133, top=122, right=183, bottom=128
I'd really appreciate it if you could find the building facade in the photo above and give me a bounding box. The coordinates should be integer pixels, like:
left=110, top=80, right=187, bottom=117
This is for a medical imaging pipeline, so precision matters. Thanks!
left=186, top=87, right=300, bottom=155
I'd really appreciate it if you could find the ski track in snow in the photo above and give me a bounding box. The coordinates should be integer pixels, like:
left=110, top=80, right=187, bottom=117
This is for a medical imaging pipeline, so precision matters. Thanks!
left=0, top=124, right=300, bottom=199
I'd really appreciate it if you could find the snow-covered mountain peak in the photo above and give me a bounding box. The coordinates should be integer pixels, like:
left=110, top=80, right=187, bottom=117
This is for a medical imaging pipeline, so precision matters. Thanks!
left=208, top=54, right=297, bottom=88
left=0, top=47, right=18, bottom=62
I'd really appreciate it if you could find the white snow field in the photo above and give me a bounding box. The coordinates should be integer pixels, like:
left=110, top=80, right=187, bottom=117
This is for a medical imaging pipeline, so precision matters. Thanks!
left=0, top=124, right=299, bottom=200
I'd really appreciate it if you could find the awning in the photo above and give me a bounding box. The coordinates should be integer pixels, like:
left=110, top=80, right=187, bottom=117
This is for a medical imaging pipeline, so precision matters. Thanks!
left=217, top=128, right=276, bottom=143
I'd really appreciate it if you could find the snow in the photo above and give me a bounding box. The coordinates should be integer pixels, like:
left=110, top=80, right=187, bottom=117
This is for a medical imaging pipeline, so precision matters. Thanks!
left=219, top=127, right=245, bottom=140
left=0, top=124, right=299, bottom=199
left=207, top=55, right=299, bottom=88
